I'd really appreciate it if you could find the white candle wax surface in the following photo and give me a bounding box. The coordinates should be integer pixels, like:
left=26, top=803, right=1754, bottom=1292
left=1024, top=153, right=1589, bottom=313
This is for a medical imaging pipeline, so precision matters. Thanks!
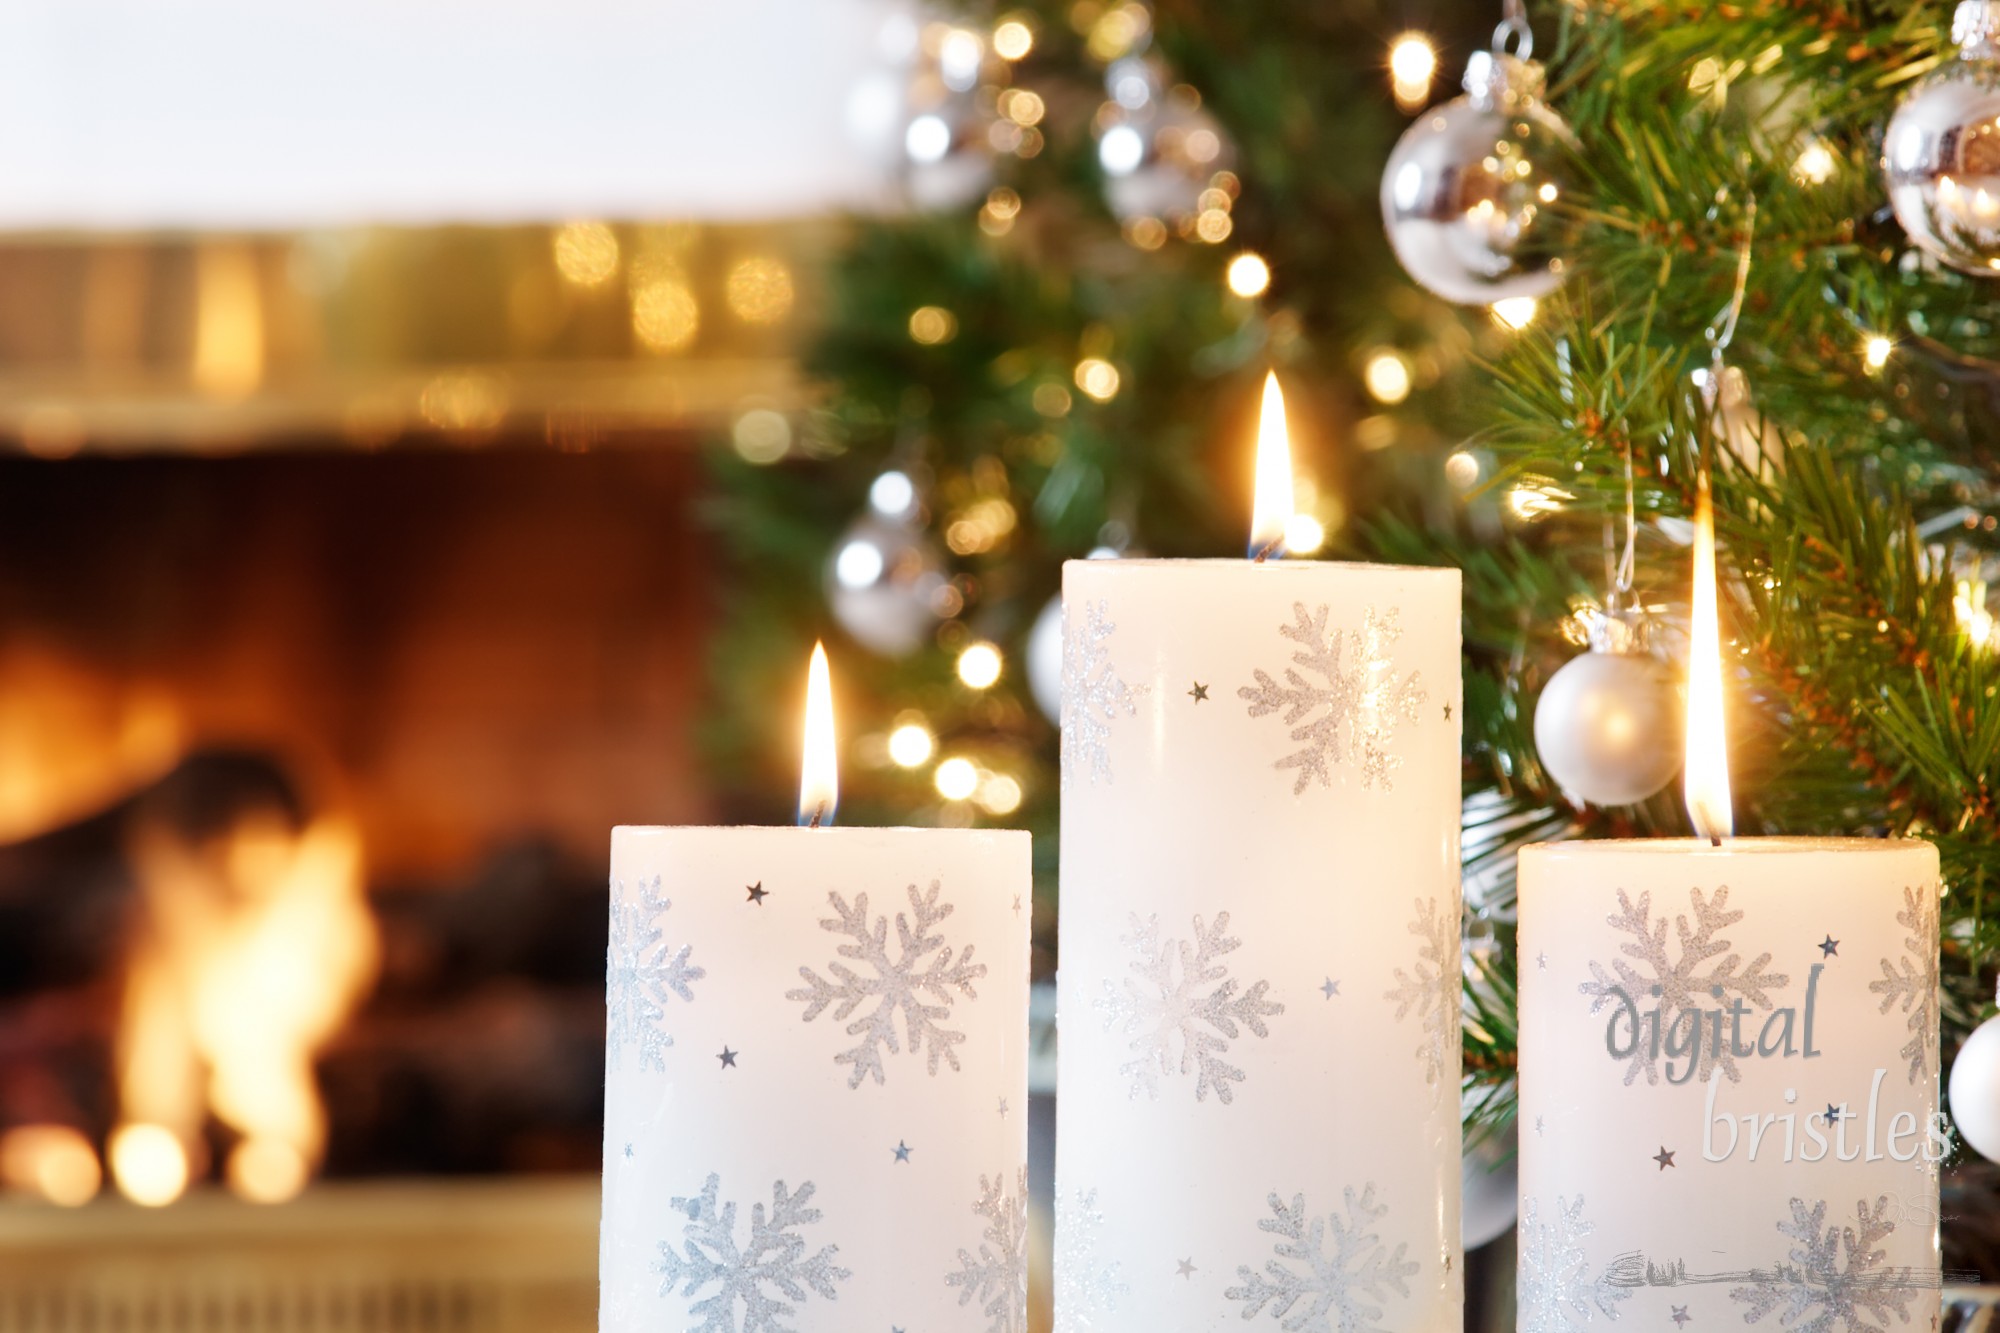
left=1518, top=837, right=1942, bottom=1333
left=1055, top=557, right=1464, bottom=1331
left=601, top=825, right=1030, bottom=1332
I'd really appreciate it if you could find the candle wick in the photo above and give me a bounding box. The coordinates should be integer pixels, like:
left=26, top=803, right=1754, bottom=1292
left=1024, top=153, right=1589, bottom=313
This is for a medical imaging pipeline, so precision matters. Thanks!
left=1709, top=834, right=1722, bottom=848
left=1251, top=538, right=1283, bottom=563
left=808, top=805, right=826, bottom=830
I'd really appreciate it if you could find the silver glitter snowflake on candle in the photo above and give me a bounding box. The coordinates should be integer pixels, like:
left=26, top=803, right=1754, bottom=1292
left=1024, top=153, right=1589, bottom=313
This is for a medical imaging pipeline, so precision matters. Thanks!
left=1869, top=884, right=1941, bottom=1084
left=1385, top=896, right=1460, bottom=1089
left=1224, top=1183, right=1419, bottom=1333
left=606, top=874, right=705, bottom=1073
left=654, top=1173, right=851, bottom=1333
left=787, top=880, right=987, bottom=1089
left=1061, top=598, right=1139, bottom=787
left=1239, top=603, right=1427, bottom=794
left=1576, top=886, right=1788, bottom=1085
left=1095, top=911, right=1284, bottom=1105
left=1516, top=1195, right=1629, bottom=1333
left=1729, top=1196, right=1917, bottom=1331
left=1054, top=1186, right=1128, bottom=1331
left=946, top=1167, right=1029, bottom=1333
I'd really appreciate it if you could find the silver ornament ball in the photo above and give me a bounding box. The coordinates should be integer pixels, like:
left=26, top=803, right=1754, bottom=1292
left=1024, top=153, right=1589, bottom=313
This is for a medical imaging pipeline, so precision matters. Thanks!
left=1951, top=1011, right=2000, bottom=1161
left=1382, top=48, right=1578, bottom=305
left=1885, top=1, right=2000, bottom=276
left=825, top=513, right=950, bottom=658
left=1533, top=646, right=1683, bottom=807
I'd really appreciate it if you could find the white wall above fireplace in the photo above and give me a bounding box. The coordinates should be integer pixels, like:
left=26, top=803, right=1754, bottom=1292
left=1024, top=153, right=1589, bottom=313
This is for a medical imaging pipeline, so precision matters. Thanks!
left=0, top=0, right=911, bottom=231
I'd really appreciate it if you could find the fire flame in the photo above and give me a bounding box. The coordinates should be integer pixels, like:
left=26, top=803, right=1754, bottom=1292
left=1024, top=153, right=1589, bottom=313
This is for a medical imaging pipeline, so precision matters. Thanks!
left=1249, top=371, right=1296, bottom=559
left=798, top=642, right=838, bottom=827
left=1683, top=472, right=1734, bottom=840
left=116, top=811, right=377, bottom=1205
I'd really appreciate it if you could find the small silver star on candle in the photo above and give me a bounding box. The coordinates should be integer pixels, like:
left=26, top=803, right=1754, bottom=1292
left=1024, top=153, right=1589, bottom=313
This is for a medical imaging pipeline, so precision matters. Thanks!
left=1818, top=934, right=1837, bottom=957
left=1320, top=977, right=1340, bottom=999
left=1653, top=1147, right=1675, bottom=1170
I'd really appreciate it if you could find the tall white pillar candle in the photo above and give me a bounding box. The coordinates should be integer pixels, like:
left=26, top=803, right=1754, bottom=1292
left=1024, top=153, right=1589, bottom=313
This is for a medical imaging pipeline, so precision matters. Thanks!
left=1517, top=838, right=1942, bottom=1333
left=1054, top=557, right=1464, bottom=1330
left=600, top=825, right=1031, bottom=1331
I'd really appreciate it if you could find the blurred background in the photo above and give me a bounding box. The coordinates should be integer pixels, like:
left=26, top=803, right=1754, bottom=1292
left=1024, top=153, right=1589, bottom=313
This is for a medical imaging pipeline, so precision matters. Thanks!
left=0, top=0, right=1667, bottom=1329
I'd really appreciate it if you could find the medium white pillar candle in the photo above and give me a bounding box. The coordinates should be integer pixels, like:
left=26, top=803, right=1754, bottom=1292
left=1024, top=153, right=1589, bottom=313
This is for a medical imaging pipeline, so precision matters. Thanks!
left=1055, top=557, right=1464, bottom=1331
left=1517, top=838, right=1942, bottom=1333
left=600, top=825, right=1031, bottom=1332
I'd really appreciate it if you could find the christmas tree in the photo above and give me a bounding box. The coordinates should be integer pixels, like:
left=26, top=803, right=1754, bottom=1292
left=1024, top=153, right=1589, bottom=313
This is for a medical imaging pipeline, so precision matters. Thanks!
left=707, top=0, right=2000, bottom=1154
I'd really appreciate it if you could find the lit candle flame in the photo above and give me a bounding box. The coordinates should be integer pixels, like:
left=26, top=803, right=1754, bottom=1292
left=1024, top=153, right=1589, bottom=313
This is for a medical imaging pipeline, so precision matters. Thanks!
left=799, top=641, right=838, bottom=827
left=1249, top=371, right=1295, bottom=560
left=1683, top=472, right=1733, bottom=841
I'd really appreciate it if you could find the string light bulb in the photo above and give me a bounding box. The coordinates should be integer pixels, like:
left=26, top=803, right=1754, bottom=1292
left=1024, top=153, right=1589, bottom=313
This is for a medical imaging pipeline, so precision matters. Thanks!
left=1226, top=252, right=1271, bottom=297
left=1491, top=297, right=1538, bottom=330
left=1389, top=34, right=1437, bottom=110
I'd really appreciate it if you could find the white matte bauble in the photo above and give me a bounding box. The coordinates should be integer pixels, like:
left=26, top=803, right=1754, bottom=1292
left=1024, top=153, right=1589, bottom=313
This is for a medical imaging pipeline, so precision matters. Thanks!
left=1950, top=1011, right=2000, bottom=1161
left=1382, top=50, right=1578, bottom=305
left=1533, top=648, right=1682, bottom=807
left=1027, top=594, right=1064, bottom=725
left=825, top=514, right=949, bottom=657
left=1884, top=1, right=2000, bottom=276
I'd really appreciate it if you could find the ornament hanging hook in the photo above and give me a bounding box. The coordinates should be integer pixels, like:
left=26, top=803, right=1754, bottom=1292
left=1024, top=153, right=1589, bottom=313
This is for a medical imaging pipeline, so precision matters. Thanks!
left=1493, top=0, right=1533, bottom=59
left=1704, top=190, right=1758, bottom=376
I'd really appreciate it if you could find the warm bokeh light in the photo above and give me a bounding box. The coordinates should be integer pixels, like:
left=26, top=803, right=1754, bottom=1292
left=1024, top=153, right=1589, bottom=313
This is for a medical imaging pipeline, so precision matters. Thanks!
left=632, top=278, right=700, bottom=352
left=1684, top=473, right=1733, bottom=840
left=1445, top=449, right=1481, bottom=488
left=1087, top=2, right=1149, bottom=61
left=1389, top=33, right=1437, bottom=110
left=888, top=721, right=937, bottom=768
left=228, top=1137, right=308, bottom=1204
left=1194, top=208, right=1233, bottom=243
left=193, top=244, right=266, bottom=401
left=1363, top=351, right=1412, bottom=404
left=976, top=772, right=1024, bottom=815
left=1492, top=297, right=1538, bottom=330
left=1249, top=371, right=1295, bottom=558
left=934, top=756, right=980, bottom=801
left=725, top=256, right=794, bottom=325
left=1226, top=252, right=1271, bottom=297
left=1865, top=335, right=1893, bottom=370
left=957, top=642, right=1003, bottom=689
left=1957, top=579, right=1998, bottom=651
left=993, top=17, right=1034, bottom=60
left=800, top=643, right=838, bottom=826
left=910, top=306, right=958, bottom=345
left=1001, top=89, right=1046, bottom=127
left=0, top=1125, right=101, bottom=1206
left=1507, top=477, right=1571, bottom=521
left=938, top=27, right=984, bottom=91
left=110, top=1124, right=189, bottom=1207
left=552, top=222, right=620, bottom=288
left=1793, top=138, right=1836, bottom=185
left=1283, top=513, right=1326, bottom=554
left=1074, top=358, right=1121, bottom=401
left=731, top=408, right=791, bottom=464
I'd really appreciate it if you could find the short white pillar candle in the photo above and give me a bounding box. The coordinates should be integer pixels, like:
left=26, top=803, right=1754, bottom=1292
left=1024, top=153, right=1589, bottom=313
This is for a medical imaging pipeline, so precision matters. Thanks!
left=1517, top=838, right=1942, bottom=1333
